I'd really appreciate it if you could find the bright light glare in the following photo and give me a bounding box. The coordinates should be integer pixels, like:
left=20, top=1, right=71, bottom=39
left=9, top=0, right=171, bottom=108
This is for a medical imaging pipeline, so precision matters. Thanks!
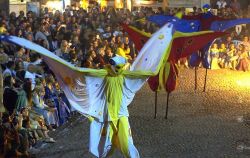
left=135, top=0, right=140, bottom=4
left=46, top=1, right=63, bottom=11
left=236, top=76, right=250, bottom=87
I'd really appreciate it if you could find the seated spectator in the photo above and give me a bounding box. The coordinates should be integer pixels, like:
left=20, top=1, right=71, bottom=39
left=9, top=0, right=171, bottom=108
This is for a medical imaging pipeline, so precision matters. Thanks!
left=35, top=24, right=49, bottom=48
left=82, top=55, right=95, bottom=68
left=116, top=42, right=132, bottom=60
left=241, top=36, right=250, bottom=52
left=14, top=47, right=26, bottom=61
left=44, top=75, right=70, bottom=126
left=95, top=48, right=106, bottom=69
left=236, top=44, right=249, bottom=71
left=15, top=79, right=32, bottom=112
left=54, top=40, right=69, bottom=59
left=209, top=43, right=220, bottom=69
left=225, top=43, right=238, bottom=69
left=104, top=47, right=114, bottom=64
left=102, top=25, right=112, bottom=39
left=21, top=107, right=56, bottom=145
left=32, top=85, right=58, bottom=131
left=2, top=113, right=24, bottom=157
left=225, top=35, right=233, bottom=48
left=0, top=22, right=7, bottom=34
left=124, top=36, right=136, bottom=60
left=88, top=50, right=98, bottom=68
left=69, top=50, right=81, bottom=66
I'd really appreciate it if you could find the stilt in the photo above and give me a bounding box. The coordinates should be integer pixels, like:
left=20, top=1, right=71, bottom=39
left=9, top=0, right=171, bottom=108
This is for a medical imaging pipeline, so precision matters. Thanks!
left=165, top=92, right=170, bottom=119
left=154, top=91, right=158, bottom=119
left=195, top=66, right=198, bottom=91
left=203, top=68, right=208, bottom=92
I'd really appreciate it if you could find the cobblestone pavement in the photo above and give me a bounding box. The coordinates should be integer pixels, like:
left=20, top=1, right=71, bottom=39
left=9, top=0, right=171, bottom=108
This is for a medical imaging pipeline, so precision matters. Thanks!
left=37, top=68, right=250, bottom=158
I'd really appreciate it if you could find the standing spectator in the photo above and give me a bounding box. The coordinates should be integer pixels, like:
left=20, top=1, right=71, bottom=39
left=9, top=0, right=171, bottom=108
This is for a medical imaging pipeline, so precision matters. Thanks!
left=216, top=0, right=227, bottom=9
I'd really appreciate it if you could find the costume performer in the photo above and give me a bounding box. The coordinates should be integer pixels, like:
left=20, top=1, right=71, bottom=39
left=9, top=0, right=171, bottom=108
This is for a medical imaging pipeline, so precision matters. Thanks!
left=1, top=23, right=177, bottom=157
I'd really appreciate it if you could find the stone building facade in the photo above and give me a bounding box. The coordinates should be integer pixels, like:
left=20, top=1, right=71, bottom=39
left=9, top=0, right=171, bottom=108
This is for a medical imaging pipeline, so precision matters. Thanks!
left=0, top=0, right=10, bottom=16
left=168, top=0, right=210, bottom=8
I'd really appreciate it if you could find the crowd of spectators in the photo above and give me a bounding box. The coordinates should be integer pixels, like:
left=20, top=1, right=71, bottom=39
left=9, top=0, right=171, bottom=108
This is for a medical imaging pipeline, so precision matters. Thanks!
left=0, top=0, right=249, bottom=157
left=206, top=0, right=250, bottom=71
left=209, top=35, right=250, bottom=71
left=176, top=0, right=250, bottom=71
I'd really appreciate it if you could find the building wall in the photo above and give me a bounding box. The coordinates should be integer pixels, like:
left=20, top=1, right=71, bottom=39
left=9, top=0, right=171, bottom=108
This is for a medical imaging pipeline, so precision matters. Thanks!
left=0, top=0, right=9, bottom=16
left=130, top=0, right=210, bottom=10
left=168, top=0, right=210, bottom=8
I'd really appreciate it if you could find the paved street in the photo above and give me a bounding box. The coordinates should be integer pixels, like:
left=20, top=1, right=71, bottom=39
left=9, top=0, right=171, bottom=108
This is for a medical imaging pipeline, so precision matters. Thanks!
left=37, top=68, right=250, bottom=158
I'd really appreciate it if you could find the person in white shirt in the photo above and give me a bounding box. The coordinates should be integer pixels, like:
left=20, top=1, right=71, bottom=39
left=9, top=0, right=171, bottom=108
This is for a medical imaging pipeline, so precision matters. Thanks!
left=216, top=0, right=227, bottom=9
left=54, top=40, right=69, bottom=58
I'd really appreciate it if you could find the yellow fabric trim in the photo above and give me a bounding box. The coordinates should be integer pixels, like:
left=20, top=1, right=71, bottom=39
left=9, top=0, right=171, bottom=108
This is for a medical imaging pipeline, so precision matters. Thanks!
left=174, top=30, right=214, bottom=38
left=159, top=62, right=170, bottom=90
left=136, top=17, right=146, bottom=22
left=105, top=74, right=124, bottom=121
left=108, top=118, right=130, bottom=158
left=117, top=117, right=130, bottom=158
left=88, top=116, right=94, bottom=123
left=174, top=11, right=183, bottom=19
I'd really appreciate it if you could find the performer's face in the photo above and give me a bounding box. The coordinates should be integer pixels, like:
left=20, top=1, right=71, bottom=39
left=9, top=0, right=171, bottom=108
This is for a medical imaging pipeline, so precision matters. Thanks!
left=111, top=64, right=124, bottom=74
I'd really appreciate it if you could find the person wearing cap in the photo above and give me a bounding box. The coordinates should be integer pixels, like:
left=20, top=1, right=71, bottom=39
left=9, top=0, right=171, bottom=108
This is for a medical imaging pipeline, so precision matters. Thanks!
left=202, top=4, right=213, bottom=18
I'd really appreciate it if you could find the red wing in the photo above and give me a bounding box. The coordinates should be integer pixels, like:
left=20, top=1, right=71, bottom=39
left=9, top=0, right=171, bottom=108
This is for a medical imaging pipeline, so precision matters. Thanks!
left=168, top=31, right=226, bottom=63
